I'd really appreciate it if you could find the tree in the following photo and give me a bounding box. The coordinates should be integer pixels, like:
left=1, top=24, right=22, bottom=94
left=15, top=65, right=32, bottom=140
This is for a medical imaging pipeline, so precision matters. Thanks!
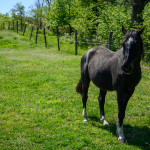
left=29, top=0, right=44, bottom=28
left=35, top=0, right=44, bottom=28
left=10, top=2, right=25, bottom=18
left=46, top=0, right=74, bottom=32
left=44, top=0, right=53, bottom=29
left=70, top=0, right=96, bottom=41
left=97, top=4, right=131, bottom=50
left=131, top=0, right=150, bottom=27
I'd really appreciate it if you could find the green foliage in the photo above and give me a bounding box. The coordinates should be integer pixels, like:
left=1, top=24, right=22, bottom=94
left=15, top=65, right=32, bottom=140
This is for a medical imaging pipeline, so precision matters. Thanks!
left=0, top=14, right=11, bottom=30
left=46, top=0, right=74, bottom=28
left=143, top=2, right=150, bottom=54
left=97, top=4, right=131, bottom=50
left=70, top=0, right=97, bottom=42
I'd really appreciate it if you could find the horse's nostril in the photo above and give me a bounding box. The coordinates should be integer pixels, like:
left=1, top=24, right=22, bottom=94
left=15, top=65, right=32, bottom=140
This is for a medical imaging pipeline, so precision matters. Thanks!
left=122, top=66, right=125, bottom=71
left=127, top=66, right=132, bottom=73
left=125, top=68, right=128, bottom=72
left=128, top=66, right=132, bottom=71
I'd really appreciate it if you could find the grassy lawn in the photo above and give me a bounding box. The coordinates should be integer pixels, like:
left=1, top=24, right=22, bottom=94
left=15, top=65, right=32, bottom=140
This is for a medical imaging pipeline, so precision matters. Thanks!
left=0, top=30, right=150, bottom=150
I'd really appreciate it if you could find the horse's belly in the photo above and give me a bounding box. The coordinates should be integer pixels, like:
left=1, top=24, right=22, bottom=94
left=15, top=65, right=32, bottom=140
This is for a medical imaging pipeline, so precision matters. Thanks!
left=90, top=72, right=115, bottom=91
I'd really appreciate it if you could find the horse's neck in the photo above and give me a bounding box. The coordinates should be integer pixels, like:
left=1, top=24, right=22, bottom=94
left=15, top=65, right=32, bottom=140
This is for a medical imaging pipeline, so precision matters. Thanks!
left=115, top=48, right=124, bottom=60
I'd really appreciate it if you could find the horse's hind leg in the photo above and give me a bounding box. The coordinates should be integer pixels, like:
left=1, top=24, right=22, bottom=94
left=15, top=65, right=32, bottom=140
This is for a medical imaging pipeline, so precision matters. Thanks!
left=82, top=78, right=90, bottom=122
left=98, top=89, right=109, bottom=126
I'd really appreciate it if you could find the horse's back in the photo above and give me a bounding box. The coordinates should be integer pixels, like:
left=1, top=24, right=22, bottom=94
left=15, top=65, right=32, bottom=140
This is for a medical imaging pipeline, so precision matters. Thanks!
left=83, top=46, right=115, bottom=64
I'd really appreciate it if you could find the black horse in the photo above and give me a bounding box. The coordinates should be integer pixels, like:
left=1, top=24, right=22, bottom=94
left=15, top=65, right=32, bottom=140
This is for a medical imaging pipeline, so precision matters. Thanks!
left=76, top=26, right=145, bottom=143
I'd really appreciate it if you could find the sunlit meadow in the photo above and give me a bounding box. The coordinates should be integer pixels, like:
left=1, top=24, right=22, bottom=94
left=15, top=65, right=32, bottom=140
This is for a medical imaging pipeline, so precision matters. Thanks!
left=0, top=30, right=150, bottom=150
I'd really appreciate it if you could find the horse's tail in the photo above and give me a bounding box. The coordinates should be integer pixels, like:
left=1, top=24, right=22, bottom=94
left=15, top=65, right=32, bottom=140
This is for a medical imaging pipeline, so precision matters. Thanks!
left=76, top=78, right=82, bottom=95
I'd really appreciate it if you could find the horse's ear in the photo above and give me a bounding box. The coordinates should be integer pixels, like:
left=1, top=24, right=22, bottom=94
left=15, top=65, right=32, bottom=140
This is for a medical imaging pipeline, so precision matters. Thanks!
left=122, top=26, right=127, bottom=35
left=137, top=25, right=146, bottom=35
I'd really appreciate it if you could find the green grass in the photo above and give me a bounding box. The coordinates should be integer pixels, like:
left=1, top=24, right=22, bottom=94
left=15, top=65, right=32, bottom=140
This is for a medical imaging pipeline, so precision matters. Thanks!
left=0, top=30, right=150, bottom=150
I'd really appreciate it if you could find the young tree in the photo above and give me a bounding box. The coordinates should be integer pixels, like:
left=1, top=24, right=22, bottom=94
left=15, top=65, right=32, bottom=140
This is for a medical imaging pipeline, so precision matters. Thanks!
left=46, top=0, right=74, bottom=33
left=29, top=0, right=44, bottom=28
left=10, top=2, right=25, bottom=18
left=44, top=0, right=53, bottom=29
left=35, top=0, right=44, bottom=28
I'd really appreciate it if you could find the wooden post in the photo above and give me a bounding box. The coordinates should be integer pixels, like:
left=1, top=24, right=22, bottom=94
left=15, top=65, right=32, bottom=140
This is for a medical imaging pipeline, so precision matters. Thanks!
left=13, top=21, right=14, bottom=31
left=44, top=28, right=47, bottom=47
left=16, top=21, right=18, bottom=33
left=108, top=32, right=113, bottom=50
left=23, top=24, right=26, bottom=36
left=35, top=27, right=38, bottom=43
left=75, top=30, right=77, bottom=55
left=57, top=27, right=60, bottom=51
left=8, top=22, right=10, bottom=30
left=21, top=17, right=23, bottom=31
left=30, top=26, right=34, bottom=39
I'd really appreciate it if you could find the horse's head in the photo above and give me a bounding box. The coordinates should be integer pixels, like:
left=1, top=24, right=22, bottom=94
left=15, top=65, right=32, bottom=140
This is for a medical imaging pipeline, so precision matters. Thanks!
left=121, top=25, right=145, bottom=74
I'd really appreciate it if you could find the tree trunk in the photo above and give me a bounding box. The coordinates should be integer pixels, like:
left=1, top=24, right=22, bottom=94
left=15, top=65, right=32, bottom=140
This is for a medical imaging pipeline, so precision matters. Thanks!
left=131, top=0, right=150, bottom=28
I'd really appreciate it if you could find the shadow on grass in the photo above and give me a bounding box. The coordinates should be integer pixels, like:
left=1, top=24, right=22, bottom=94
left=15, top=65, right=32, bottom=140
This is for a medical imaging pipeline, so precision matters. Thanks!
left=88, top=115, right=150, bottom=150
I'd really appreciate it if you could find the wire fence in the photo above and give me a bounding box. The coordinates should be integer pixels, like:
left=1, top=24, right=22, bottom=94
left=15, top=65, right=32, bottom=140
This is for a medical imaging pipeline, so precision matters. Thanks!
left=0, top=21, right=150, bottom=79
left=1, top=21, right=150, bottom=51
left=1, top=20, right=150, bottom=53
left=0, top=20, right=126, bottom=52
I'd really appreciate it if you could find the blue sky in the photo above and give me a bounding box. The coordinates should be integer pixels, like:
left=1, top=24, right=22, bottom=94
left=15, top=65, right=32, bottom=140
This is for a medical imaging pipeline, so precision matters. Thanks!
left=0, top=0, right=36, bottom=15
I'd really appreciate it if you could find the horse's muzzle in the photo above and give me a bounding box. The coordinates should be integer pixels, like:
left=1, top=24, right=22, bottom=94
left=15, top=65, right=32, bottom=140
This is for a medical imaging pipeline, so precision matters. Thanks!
left=121, top=65, right=132, bottom=74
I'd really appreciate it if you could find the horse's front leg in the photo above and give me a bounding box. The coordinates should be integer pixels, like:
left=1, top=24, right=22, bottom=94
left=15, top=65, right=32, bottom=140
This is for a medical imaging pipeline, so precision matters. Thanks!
left=116, top=87, right=134, bottom=143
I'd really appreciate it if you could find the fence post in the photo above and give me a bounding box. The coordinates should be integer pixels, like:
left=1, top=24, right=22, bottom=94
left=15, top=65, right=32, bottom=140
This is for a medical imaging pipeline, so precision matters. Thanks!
left=35, top=27, right=38, bottom=43
left=8, top=22, right=10, bottom=30
left=23, top=24, right=26, bottom=36
left=57, top=27, right=60, bottom=51
left=108, top=32, right=113, bottom=50
left=75, top=30, right=77, bottom=55
left=13, top=21, right=14, bottom=31
left=30, top=26, right=33, bottom=39
left=44, top=28, right=47, bottom=47
left=16, top=21, right=18, bottom=33
left=21, top=17, right=23, bottom=31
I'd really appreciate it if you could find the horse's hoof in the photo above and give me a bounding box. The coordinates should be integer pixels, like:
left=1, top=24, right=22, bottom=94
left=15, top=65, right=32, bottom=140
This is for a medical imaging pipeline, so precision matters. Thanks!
left=83, top=119, right=88, bottom=122
left=103, top=120, right=109, bottom=126
left=116, top=131, right=127, bottom=144
left=118, top=138, right=127, bottom=144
